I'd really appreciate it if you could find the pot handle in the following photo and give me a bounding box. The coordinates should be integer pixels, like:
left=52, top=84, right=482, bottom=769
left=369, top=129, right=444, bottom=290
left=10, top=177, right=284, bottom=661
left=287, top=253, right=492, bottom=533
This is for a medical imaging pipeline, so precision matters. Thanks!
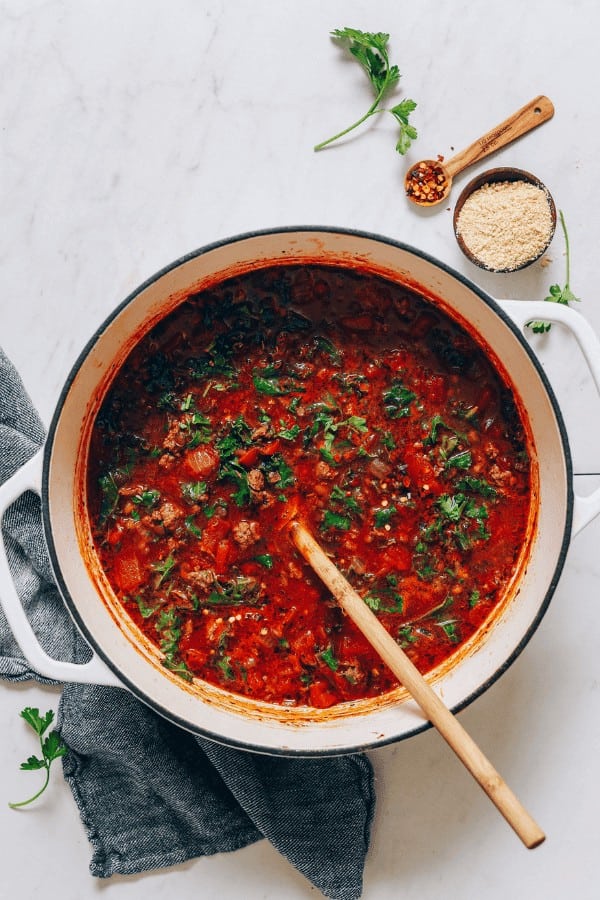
left=0, top=450, right=123, bottom=687
left=499, top=300, right=600, bottom=536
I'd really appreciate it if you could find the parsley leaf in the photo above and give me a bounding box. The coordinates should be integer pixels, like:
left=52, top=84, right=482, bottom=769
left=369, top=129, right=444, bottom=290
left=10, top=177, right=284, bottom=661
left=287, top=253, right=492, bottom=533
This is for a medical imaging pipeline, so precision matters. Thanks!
left=363, top=576, right=404, bottom=613
left=454, top=476, right=497, bottom=498
left=444, top=449, right=472, bottom=471
left=132, top=488, right=161, bottom=507
left=136, top=595, right=159, bottom=618
left=252, top=366, right=304, bottom=396
left=181, top=481, right=207, bottom=503
left=255, top=554, right=274, bottom=569
left=319, top=645, right=339, bottom=671
left=152, top=553, right=176, bottom=586
left=390, top=99, right=418, bottom=154
left=314, top=27, right=417, bottom=155
left=154, top=608, right=193, bottom=681
left=206, top=576, right=263, bottom=607
left=383, top=381, right=416, bottom=418
left=322, top=509, right=352, bottom=531
left=276, top=422, right=301, bottom=440
left=9, top=707, right=67, bottom=809
left=330, top=484, right=362, bottom=517
left=527, top=210, right=580, bottom=333
left=374, top=505, right=397, bottom=527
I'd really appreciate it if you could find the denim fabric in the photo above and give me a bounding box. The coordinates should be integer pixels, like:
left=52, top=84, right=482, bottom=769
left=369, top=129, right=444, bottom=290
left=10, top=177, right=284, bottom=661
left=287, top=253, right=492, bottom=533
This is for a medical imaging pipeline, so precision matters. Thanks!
left=0, top=347, right=374, bottom=900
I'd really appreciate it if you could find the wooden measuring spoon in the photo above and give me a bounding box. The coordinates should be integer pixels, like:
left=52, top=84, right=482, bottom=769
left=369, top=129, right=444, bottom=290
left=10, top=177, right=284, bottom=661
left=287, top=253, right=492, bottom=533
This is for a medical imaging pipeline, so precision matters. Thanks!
left=404, top=95, right=554, bottom=207
left=289, top=519, right=545, bottom=849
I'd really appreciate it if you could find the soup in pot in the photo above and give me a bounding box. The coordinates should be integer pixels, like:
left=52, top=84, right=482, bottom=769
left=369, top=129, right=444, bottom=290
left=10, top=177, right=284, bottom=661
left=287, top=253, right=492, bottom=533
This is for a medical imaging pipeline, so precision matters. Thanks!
left=87, top=264, right=533, bottom=708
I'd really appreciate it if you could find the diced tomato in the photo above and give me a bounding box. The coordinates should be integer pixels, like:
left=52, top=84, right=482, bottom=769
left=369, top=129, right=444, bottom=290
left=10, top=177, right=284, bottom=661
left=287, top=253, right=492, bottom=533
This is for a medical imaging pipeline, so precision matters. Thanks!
left=424, top=373, right=447, bottom=405
left=106, top=522, right=124, bottom=546
left=238, top=440, right=280, bottom=467
left=338, top=630, right=374, bottom=661
left=293, top=629, right=319, bottom=666
left=199, top=515, right=230, bottom=554
left=214, top=539, right=230, bottom=574
left=478, top=385, right=495, bottom=411
left=387, top=349, right=410, bottom=373
left=377, top=545, right=412, bottom=574
left=185, top=445, right=220, bottom=477
left=237, top=446, right=260, bottom=467
left=239, top=561, right=262, bottom=576
left=112, top=551, right=145, bottom=593
left=261, top=439, right=281, bottom=456
left=309, top=680, right=339, bottom=708
left=184, top=647, right=210, bottom=671
left=339, top=314, right=374, bottom=331
left=405, top=454, right=439, bottom=492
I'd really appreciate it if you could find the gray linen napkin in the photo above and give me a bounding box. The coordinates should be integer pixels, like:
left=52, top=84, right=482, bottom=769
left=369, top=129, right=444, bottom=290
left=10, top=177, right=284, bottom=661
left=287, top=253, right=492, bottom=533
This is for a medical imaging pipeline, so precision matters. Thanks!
left=0, top=347, right=375, bottom=900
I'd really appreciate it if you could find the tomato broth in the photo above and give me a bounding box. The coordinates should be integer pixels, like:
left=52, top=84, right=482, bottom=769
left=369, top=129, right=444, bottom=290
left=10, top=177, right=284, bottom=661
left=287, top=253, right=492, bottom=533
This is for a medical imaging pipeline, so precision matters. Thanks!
left=87, top=265, right=532, bottom=708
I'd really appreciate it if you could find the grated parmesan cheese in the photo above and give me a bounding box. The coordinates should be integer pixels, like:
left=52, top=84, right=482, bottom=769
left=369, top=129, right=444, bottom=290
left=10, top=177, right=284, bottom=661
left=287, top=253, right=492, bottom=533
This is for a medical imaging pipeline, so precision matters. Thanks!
left=455, top=180, right=554, bottom=272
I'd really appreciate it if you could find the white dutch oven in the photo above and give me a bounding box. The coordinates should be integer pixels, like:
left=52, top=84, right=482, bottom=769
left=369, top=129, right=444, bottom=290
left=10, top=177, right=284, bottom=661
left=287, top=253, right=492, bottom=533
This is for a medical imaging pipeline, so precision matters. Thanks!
left=1, top=228, right=600, bottom=756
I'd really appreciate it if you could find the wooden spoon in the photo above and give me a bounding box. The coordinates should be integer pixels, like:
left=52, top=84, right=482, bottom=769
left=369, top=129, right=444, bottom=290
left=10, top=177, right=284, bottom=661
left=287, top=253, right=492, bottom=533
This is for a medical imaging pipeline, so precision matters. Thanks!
left=404, top=95, right=554, bottom=207
left=289, top=520, right=545, bottom=849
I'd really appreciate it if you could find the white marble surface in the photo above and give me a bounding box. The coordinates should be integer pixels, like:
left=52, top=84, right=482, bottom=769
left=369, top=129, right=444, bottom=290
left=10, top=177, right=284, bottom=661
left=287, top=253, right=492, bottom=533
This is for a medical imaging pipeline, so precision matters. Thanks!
left=2, top=1, right=600, bottom=898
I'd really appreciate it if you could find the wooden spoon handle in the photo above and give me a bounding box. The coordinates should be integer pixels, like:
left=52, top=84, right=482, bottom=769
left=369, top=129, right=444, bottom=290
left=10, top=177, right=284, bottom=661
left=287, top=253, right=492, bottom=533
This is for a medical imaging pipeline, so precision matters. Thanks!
left=289, top=521, right=545, bottom=849
left=444, top=95, right=554, bottom=179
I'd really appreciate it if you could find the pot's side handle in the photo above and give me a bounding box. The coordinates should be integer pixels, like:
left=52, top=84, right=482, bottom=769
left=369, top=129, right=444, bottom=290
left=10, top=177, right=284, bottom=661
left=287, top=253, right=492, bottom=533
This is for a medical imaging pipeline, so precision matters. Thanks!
left=0, top=450, right=123, bottom=687
left=499, top=300, right=600, bottom=536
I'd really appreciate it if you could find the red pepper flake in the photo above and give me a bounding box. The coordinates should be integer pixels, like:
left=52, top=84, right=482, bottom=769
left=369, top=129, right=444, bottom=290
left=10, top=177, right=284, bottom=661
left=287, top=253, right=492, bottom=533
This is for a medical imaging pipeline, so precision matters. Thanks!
left=405, top=157, right=449, bottom=204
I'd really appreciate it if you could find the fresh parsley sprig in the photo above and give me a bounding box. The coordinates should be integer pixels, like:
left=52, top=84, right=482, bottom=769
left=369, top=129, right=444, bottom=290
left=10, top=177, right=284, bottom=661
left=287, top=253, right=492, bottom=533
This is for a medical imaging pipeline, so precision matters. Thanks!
left=314, top=27, right=417, bottom=154
left=528, top=210, right=580, bottom=333
left=9, top=707, right=67, bottom=809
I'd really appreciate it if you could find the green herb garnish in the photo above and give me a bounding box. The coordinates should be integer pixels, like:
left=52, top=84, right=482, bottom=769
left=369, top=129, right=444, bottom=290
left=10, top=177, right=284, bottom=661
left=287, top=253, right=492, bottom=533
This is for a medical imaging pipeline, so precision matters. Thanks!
left=206, top=576, right=263, bottom=607
left=9, top=708, right=67, bottom=809
left=444, top=449, right=472, bottom=471
left=314, top=28, right=417, bottom=155
left=330, top=484, right=362, bottom=516
left=276, top=422, right=301, bottom=440
left=322, top=509, right=352, bottom=531
left=309, top=411, right=368, bottom=465
left=374, top=505, right=397, bottom=527
left=152, top=553, right=176, bottom=586
left=136, top=595, right=158, bottom=618
left=315, top=335, right=342, bottom=365
left=454, top=476, right=497, bottom=498
left=255, top=554, right=274, bottom=569
left=181, top=481, right=207, bottom=503
left=184, top=515, right=203, bottom=538
left=98, top=465, right=134, bottom=522
left=154, top=608, right=192, bottom=680
left=132, top=488, right=161, bottom=507
left=469, top=589, right=481, bottom=608
left=187, top=411, right=212, bottom=446
left=527, top=210, right=580, bottom=333
left=383, top=381, right=416, bottom=418
left=363, top=573, right=403, bottom=613
left=363, top=590, right=403, bottom=614
left=216, top=655, right=235, bottom=680
left=423, top=414, right=449, bottom=446
left=252, top=366, right=304, bottom=396
left=180, top=393, right=194, bottom=411
left=319, top=645, right=339, bottom=671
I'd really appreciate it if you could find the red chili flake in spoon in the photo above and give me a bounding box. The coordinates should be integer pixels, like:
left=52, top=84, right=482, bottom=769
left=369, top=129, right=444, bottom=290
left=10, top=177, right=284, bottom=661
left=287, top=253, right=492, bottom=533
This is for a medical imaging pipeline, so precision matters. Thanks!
left=405, top=158, right=449, bottom=205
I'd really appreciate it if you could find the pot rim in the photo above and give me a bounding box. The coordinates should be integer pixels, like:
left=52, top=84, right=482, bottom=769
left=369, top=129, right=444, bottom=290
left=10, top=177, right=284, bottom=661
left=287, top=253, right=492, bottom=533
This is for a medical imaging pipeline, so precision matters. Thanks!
left=40, top=226, right=575, bottom=754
